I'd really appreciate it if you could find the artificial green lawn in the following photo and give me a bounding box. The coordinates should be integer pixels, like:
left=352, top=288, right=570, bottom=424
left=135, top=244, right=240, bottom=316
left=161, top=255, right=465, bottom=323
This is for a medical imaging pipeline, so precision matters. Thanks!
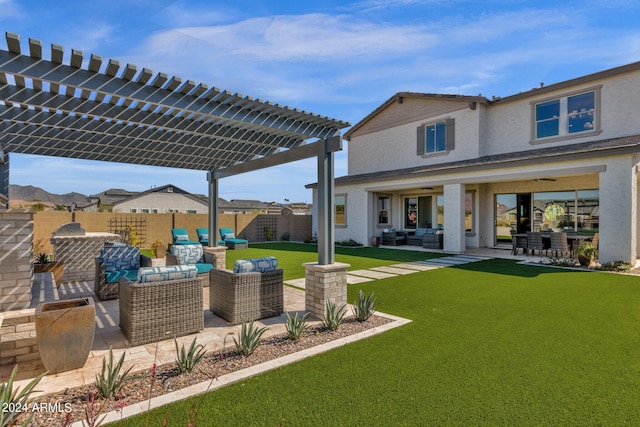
left=120, top=252, right=640, bottom=426
left=224, top=242, right=447, bottom=280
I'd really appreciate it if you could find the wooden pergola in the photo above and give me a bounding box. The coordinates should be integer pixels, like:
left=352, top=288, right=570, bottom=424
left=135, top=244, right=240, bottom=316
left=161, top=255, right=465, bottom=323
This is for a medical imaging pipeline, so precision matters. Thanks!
left=0, top=32, right=350, bottom=264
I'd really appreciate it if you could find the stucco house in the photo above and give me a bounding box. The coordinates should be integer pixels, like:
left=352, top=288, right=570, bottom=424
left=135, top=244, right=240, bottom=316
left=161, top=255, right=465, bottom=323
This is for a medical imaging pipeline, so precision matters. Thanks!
left=310, top=61, right=640, bottom=264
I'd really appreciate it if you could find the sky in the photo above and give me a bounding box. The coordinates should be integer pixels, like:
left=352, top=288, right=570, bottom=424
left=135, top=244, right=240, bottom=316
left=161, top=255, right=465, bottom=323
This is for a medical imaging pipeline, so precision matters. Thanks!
left=1, top=0, right=639, bottom=203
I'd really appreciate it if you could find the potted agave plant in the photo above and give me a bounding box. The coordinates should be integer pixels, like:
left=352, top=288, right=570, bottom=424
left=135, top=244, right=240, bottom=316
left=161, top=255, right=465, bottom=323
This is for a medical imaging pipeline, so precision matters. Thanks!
left=577, top=243, right=598, bottom=267
left=33, top=252, right=64, bottom=286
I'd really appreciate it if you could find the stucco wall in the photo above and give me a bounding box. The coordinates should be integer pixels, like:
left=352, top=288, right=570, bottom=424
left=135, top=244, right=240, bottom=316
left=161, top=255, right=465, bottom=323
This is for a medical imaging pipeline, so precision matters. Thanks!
left=115, top=192, right=208, bottom=213
left=349, top=69, right=640, bottom=176
left=348, top=103, right=481, bottom=176
left=484, top=72, right=640, bottom=156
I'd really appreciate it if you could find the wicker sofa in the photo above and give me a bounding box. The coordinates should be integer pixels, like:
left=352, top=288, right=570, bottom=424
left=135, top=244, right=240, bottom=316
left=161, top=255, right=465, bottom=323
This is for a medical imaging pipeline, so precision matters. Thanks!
left=381, top=228, right=407, bottom=246
left=166, top=243, right=214, bottom=287
left=94, top=245, right=153, bottom=301
left=209, top=257, right=283, bottom=324
left=119, top=265, right=204, bottom=346
left=407, top=228, right=439, bottom=246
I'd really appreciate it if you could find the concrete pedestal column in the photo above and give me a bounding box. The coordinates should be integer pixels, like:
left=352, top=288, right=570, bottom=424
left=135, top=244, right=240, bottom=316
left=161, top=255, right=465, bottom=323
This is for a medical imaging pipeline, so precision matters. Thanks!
left=443, top=183, right=466, bottom=253
left=203, top=246, right=227, bottom=270
left=304, top=262, right=350, bottom=318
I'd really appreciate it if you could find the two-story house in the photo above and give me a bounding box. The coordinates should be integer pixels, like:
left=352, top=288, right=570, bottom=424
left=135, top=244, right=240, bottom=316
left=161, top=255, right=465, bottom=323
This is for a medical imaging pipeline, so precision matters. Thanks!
left=312, top=62, right=640, bottom=264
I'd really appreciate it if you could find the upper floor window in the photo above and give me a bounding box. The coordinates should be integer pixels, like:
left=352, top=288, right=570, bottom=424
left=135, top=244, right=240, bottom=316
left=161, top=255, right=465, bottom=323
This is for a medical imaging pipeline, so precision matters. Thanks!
left=533, top=88, right=600, bottom=141
left=417, top=118, right=455, bottom=155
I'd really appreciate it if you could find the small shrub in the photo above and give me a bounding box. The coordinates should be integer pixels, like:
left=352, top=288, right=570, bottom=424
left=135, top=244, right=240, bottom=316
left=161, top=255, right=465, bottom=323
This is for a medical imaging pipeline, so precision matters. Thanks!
left=280, top=231, right=290, bottom=241
left=0, top=366, right=47, bottom=427
left=599, top=261, right=632, bottom=272
left=353, top=290, right=379, bottom=322
left=35, top=252, right=50, bottom=264
left=95, top=348, right=135, bottom=399
left=175, top=337, right=207, bottom=374
left=335, top=238, right=363, bottom=247
left=233, top=321, right=269, bottom=357
left=285, top=312, right=310, bottom=341
left=322, top=300, right=347, bottom=332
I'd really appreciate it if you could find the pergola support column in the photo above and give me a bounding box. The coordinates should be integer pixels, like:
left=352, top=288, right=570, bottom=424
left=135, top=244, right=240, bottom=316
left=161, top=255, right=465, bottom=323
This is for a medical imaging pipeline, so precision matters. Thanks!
left=0, top=149, right=8, bottom=209
left=304, top=136, right=348, bottom=318
left=304, top=261, right=350, bottom=318
left=206, top=171, right=226, bottom=269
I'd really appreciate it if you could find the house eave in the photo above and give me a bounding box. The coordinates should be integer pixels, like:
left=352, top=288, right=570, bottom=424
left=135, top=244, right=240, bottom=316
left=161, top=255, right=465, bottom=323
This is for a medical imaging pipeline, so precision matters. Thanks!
left=306, top=134, right=640, bottom=189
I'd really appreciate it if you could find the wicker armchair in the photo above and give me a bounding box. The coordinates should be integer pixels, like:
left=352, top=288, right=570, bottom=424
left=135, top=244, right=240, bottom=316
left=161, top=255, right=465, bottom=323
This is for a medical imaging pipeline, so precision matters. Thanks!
left=166, top=244, right=214, bottom=287
left=209, top=257, right=283, bottom=324
left=381, top=228, right=406, bottom=246
left=94, top=246, right=152, bottom=301
left=119, top=271, right=204, bottom=346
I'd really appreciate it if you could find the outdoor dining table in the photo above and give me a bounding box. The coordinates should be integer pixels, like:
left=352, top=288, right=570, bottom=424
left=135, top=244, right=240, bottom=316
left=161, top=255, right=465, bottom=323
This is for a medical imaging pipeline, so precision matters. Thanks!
left=512, top=233, right=592, bottom=255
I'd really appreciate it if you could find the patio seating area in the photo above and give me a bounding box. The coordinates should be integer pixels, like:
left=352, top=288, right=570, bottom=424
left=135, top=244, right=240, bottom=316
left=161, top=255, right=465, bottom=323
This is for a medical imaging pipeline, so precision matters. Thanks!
left=1, top=271, right=307, bottom=395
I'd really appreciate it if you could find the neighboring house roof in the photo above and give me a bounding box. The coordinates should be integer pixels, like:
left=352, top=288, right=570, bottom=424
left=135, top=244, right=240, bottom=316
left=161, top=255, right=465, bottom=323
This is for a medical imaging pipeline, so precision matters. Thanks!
left=344, top=61, right=640, bottom=141
left=88, top=188, right=138, bottom=206
left=308, top=133, right=640, bottom=188
left=111, top=184, right=207, bottom=207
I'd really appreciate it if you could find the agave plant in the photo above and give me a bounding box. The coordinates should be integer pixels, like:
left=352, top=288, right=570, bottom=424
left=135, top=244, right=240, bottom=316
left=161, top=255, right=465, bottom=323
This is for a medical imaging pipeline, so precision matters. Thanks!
left=175, top=337, right=207, bottom=374
left=322, top=300, right=347, bottom=332
left=285, top=312, right=310, bottom=341
left=0, top=366, right=47, bottom=427
left=352, top=289, right=380, bottom=322
left=233, top=321, right=269, bottom=357
left=95, top=348, right=135, bottom=399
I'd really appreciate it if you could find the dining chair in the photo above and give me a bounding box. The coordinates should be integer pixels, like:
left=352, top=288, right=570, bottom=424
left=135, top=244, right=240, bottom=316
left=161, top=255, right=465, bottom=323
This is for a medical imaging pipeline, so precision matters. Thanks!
left=526, top=232, right=545, bottom=256
left=549, top=232, right=571, bottom=258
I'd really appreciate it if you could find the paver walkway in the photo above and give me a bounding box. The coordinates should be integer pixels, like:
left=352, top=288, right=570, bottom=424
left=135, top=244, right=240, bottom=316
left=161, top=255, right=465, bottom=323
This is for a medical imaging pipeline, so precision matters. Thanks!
left=284, top=254, right=492, bottom=288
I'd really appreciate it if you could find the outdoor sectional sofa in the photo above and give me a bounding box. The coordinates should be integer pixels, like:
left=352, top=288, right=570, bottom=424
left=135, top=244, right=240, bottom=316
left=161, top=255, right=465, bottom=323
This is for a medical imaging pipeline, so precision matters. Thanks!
left=407, top=228, right=441, bottom=246
left=119, top=264, right=204, bottom=346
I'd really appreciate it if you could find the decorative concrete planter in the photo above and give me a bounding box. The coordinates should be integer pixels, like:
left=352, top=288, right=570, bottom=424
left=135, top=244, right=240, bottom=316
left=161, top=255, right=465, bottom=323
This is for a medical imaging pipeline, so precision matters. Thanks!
left=34, top=261, right=64, bottom=286
left=155, top=244, right=167, bottom=258
left=35, top=297, right=95, bottom=374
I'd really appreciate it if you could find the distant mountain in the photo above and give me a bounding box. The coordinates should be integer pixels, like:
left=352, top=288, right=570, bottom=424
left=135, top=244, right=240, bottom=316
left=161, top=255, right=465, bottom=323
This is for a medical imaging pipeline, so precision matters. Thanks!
left=9, top=185, right=88, bottom=206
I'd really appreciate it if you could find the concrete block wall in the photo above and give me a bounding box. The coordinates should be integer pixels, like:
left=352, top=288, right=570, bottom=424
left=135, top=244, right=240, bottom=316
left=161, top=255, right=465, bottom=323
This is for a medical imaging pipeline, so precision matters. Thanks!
left=0, top=210, right=33, bottom=311
left=51, top=233, right=120, bottom=282
left=0, top=310, right=41, bottom=375
left=33, top=212, right=313, bottom=254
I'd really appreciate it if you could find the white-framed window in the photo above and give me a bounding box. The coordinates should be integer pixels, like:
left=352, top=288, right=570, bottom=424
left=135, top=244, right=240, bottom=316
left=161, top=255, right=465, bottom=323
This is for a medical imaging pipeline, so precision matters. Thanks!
left=533, top=87, right=600, bottom=141
left=417, top=118, right=455, bottom=155
left=377, top=195, right=390, bottom=226
left=141, top=208, right=150, bottom=213
left=335, top=194, right=347, bottom=226
left=152, top=208, right=158, bottom=214
left=187, top=209, right=197, bottom=214
left=130, top=208, right=137, bottom=213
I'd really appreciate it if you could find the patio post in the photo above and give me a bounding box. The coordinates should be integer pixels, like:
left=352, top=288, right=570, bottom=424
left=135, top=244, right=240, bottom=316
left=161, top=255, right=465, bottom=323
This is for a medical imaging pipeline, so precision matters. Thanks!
left=316, top=136, right=338, bottom=265
left=0, top=149, right=8, bottom=209
left=304, top=135, right=349, bottom=318
left=443, top=183, right=466, bottom=253
left=205, top=171, right=226, bottom=270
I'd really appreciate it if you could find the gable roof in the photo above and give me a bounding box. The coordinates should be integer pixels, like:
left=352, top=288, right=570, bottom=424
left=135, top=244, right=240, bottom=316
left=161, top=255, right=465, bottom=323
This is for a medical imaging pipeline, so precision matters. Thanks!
left=111, top=184, right=206, bottom=206
left=345, top=61, right=640, bottom=141
left=344, top=92, right=488, bottom=141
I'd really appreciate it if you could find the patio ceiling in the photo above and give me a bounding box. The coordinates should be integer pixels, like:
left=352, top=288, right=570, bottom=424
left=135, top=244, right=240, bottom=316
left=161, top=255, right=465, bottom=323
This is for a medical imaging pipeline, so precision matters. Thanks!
left=0, top=33, right=350, bottom=171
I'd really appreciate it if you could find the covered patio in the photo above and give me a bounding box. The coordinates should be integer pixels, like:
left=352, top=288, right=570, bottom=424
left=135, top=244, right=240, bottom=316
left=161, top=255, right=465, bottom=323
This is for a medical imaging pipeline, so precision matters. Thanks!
left=0, top=32, right=350, bottom=380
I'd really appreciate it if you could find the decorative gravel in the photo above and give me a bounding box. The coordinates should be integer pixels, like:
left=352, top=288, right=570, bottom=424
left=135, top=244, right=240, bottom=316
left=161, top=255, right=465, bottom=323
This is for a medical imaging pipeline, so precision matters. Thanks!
left=17, top=315, right=391, bottom=426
